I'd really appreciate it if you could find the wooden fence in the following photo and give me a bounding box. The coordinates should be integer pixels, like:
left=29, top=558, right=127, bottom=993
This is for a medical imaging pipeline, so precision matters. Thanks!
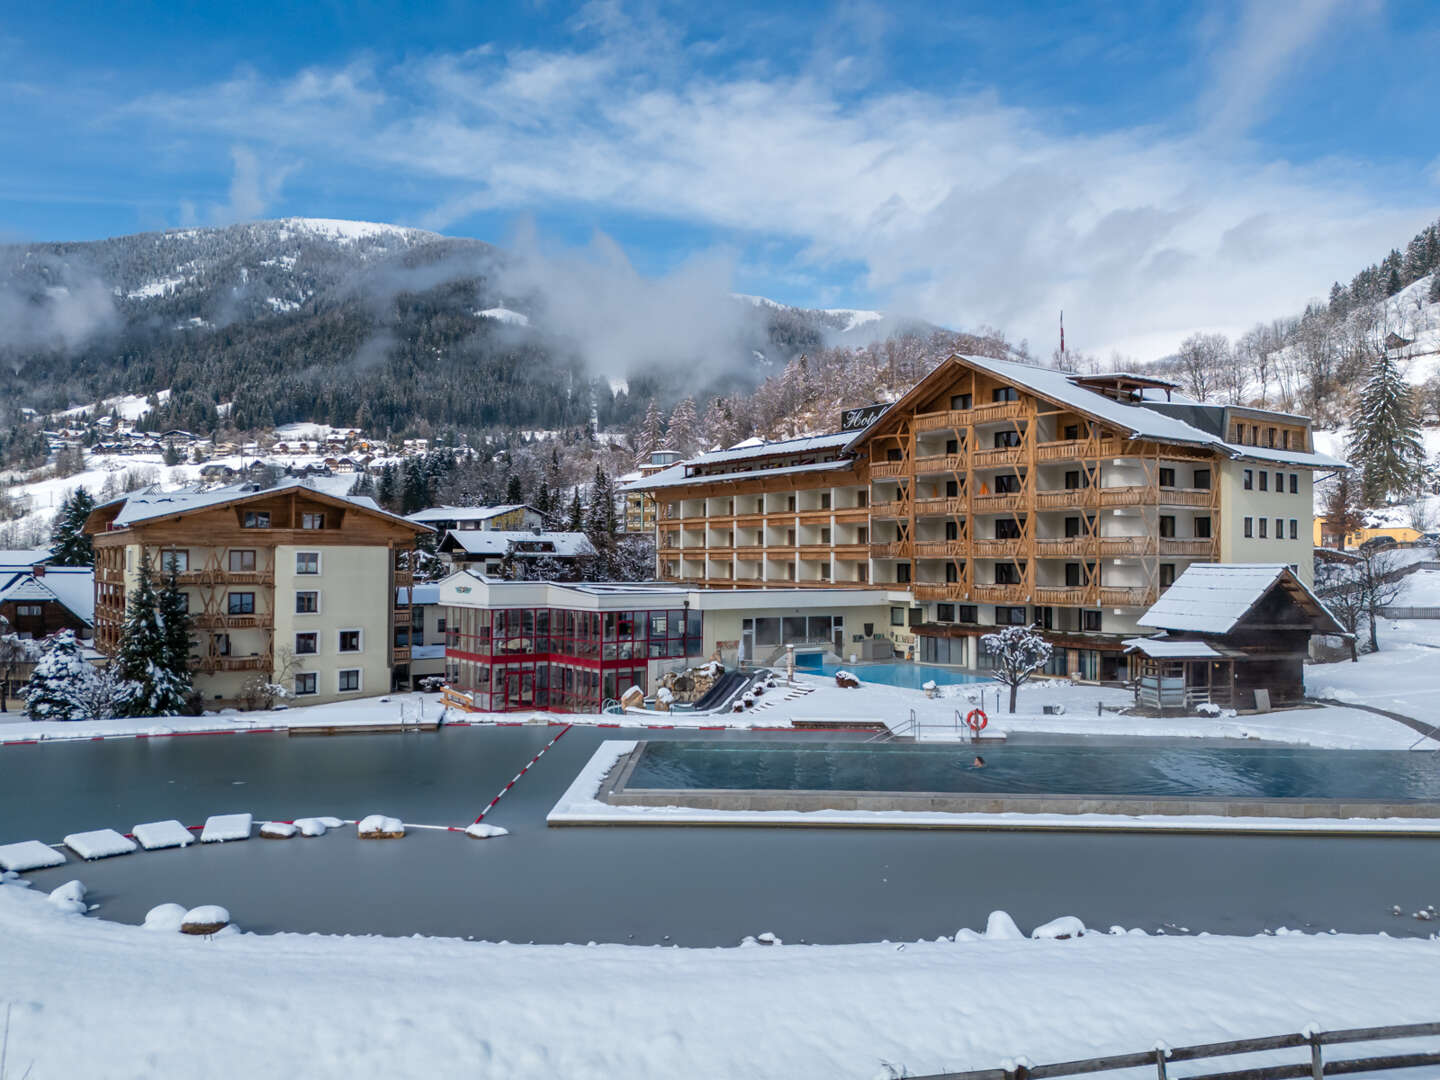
left=1377, top=606, right=1440, bottom=619
left=912, top=1020, right=1440, bottom=1080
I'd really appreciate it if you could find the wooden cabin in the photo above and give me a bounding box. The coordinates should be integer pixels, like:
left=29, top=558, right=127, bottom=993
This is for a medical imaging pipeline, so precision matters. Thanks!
left=1125, top=563, right=1346, bottom=711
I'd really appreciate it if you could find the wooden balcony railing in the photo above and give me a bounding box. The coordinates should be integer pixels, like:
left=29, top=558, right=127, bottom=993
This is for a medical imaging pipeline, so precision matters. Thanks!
left=972, top=583, right=1028, bottom=604
left=971, top=538, right=1022, bottom=558
left=869, top=541, right=910, bottom=559
left=831, top=543, right=870, bottom=559
left=914, top=497, right=967, bottom=517
left=1034, top=537, right=1092, bottom=558
left=1097, top=536, right=1154, bottom=557
left=192, top=612, right=273, bottom=630
left=1159, top=538, right=1217, bottom=556
left=174, top=568, right=275, bottom=587
left=913, top=540, right=966, bottom=559
left=1096, top=485, right=1153, bottom=507
left=913, top=583, right=969, bottom=602
left=1098, top=586, right=1156, bottom=608
left=971, top=492, right=1025, bottom=514
left=1033, top=586, right=1088, bottom=606
left=914, top=409, right=967, bottom=433
left=914, top=454, right=965, bottom=474
left=1035, top=439, right=1093, bottom=463
left=971, top=446, right=1024, bottom=469
left=970, top=401, right=1026, bottom=425
left=870, top=460, right=908, bottom=479
left=797, top=545, right=833, bottom=560
left=392, top=647, right=412, bottom=665
left=1158, top=488, right=1214, bottom=507
left=392, top=608, right=411, bottom=626
left=1035, top=489, right=1086, bottom=510
left=190, top=654, right=270, bottom=673
left=870, top=500, right=908, bottom=519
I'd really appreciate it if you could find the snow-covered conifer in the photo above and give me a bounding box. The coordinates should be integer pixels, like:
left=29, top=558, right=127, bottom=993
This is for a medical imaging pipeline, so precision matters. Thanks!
left=24, top=630, right=98, bottom=722
left=49, top=488, right=96, bottom=567
left=115, top=559, right=189, bottom=717
left=1348, top=346, right=1425, bottom=504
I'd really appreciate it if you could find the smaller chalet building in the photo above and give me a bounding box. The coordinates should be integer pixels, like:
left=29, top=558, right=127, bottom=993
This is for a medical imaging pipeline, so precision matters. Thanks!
left=406, top=504, right=543, bottom=533
left=0, top=562, right=95, bottom=641
left=437, top=530, right=596, bottom=577
left=1124, top=563, right=1345, bottom=711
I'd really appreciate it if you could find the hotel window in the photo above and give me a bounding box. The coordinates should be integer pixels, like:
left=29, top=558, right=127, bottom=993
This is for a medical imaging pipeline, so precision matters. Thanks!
left=1259, top=471, right=1268, bottom=492
left=1274, top=517, right=1283, bottom=539
left=951, top=393, right=972, bottom=410
left=992, top=386, right=1019, bottom=402
left=212, top=633, right=231, bottom=657
left=1159, top=515, right=1176, bottom=538
left=944, top=520, right=959, bottom=541
left=1063, top=424, right=1080, bottom=440
left=856, top=490, right=868, bottom=507
left=894, top=563, right=910, bottom=583
left=295, top=673, right=317, bottom=696
left=301, top=512, right=326, bottom=529
left=229, top=549, right=256, bottom=572
left=1244, top=517, right=1253, bottom=538
left=159, top=549, right=188, bottom=573
left=1193, top=468, right=1211, bottom=490
left=1160, top=563, right=1176, bottom=588
left=890, top=607, right=905, bottom=627
left=995, top=606, right=1027, bottom=625
left=994, top=562, right=1021, bottom=585
left=1259, top=518, right=1268, bottom=538
left=993, top=430, right=1021, bottom=448
left=1034, top=605, right=1054, bottom=629
left=1065, top=563, right=1083, bottom=587
left=1267, top=427, right=1276, bottom=447
left=242, top=510, right=270, bottom=528
left=1081, top=609, right=1103, bottom=632
left=958, top=605, right=978, bottom=623
left=936, top=603, right=955, bottom=622
left=1243, top=469, right=1253, bottom=490
left=995, top=474, right=1021, bottom=494
left=1289, top=519, right=1298, bottom=540
left=338, top=669, right=361, bottom=693
left=820, top=492, right=831, bottom=509
left=1158, top=467, right=1175, bottom=488
left=1232, top=423, right=1244, bottom=442
left=16, top=604, right=42, bottom=617
left=1283, top=430, right=1292, bottom=449
left=995, top=518, right=1021, bottom=539
left=227, top=592, right=255, bottom=615
left=1194, top=516, right=1212, bottom=538
left=295, top=632, right=318, bottom=655
left=886, top=448, right=902, bottom=461
left=1274, top=471, right=1283, bottom=492
left=944, top=562, right=959, bottom=583
left=1289, top=474, right=1298, bottom=494
left=296, top=551, right=320, bottom=575
left=295, top=590, right=319, bottom=614
left=338, top=629, right=362, bottom=652
left=945, top=439, right=959, bottom=454
left=945, top=479, right=960, bottom=497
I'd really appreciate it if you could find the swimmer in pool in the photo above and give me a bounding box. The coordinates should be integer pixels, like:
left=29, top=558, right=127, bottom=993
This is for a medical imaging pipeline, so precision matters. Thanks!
left=972, top=755, right=985, bottom=768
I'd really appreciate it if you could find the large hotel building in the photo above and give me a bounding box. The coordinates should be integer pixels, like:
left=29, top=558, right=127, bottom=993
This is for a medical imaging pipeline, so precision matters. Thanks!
left=622, top=353, right=1342, bottom=682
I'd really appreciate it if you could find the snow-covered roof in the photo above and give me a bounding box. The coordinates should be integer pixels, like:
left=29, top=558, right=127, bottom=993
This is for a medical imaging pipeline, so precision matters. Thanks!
left=1136, top=563, right=1345, bottom=636
left=0, top=568, right=95, bottom=625
left=684, top=431, right=854, bottom=469
left=440, top=530, right=596, bottom=558
left=406, top=584, right=442, bottom=605
left=0, top=549, right=52, bottom=569
left=101, top=478, right=426, bottom=531
left=406, top=504, right=535, bottom=524
left=1122, top=637, right=1226, bottom=659
left=623, top=458, right=854, bottom=492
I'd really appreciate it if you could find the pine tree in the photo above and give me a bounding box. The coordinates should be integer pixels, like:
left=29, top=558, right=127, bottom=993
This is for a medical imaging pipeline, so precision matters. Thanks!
left=1348, top=347, right=1425, bottom=504
left=24, top=630, right=98, bottom=722
left=585, top=466, right=619, bottom=576
left=115, top=559, right=188, bottom=717
left=1386, top=265, right=1403, bottom=297
left=1322, top=471, right=1364, bottom=550
left=567, top=489, right=584, bottom=532
left=505, top=473, right=525, bottom=504
left=50, top=488, right=97, bottom=566
left=156, top=569, right=195, bottom=709
left=667, top=398, right=699, bottom=457
left=377, top=464, right=399, bottom=510
left=636, top=400, right=665, bottom=467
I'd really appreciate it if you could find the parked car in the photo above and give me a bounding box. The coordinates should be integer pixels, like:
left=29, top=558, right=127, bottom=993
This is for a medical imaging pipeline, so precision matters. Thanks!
left=1360, top=535, right=1398, bottom=552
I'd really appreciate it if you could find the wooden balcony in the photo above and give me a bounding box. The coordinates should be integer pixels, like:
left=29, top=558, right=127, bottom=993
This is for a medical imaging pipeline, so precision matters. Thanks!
left=914, top=409, right=967, bottom=433
left=393, top=570, right=414, bottom=589
left=191, top=654, right=270, bottom=673
left=870, top=500, right=908, bottom=519
left=392, top=608, right=411, bottom=626
left=870, top=541, right=910, bottom=559
left=392, top=647, right=412, bottom=665
left=1159, top=488, right=1214, bottom=507
left=914, top=496, right=967, bottom=517
left=971, top=446, right=1024, bottom=469
left=192, top=612, right=273, bottom=630
left=970, top=401, right=1026, bottom=425
left=1034, top=537, right=1093, bottom=558
left=1159, top=538, right=1216, bottom=557
left=971, top=492, right=1025, bottom=514
left=797, top=507, right=835, bottom=523
left=174, top=568, right=275, bottom=587
left=913, top=540, right=966, bottom=559
left=1097, top=536, right=1154, bottom=557
left=1035, top=489, right=1087, bottom=510
left=1096, top=485, right=1153, bottom=507
left=971, top=538, right=1022, bottom=558
left=870, top=460, right=908, bottom=479
left=1034, top=586, right=1088, bottom=606
left=1098, top=586, right=1156, bottom=608
left=831, top=543, right=871, bottom=559
left=913, top=583, right=968, bottom=602
left=832, top=506, right=870, bottom=522
left=972, top=583, right=1028, bottom=605
left=1035, top=439, right=1092, bottom=463
left=797, top=545, right=833, bottom=560
left=733, top=513, right=766, bottom=527
left=914, top=454, right=965, bottom=474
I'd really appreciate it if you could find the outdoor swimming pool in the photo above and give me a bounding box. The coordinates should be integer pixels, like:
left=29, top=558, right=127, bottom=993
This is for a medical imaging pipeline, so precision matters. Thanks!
left=625, top=741, right=1440, bottom=802
left=793, top=656, right=985, bottom=688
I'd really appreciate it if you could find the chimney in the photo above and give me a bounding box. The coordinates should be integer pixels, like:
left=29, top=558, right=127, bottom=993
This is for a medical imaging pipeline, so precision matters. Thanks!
left=32, top=563, right=44, bottom=577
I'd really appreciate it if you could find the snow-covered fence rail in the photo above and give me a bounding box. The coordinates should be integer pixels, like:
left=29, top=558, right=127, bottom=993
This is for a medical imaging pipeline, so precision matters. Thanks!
left=1378, top=605, right=1440, bottom=619
left=912, top=1020, right=1440, bottom=1080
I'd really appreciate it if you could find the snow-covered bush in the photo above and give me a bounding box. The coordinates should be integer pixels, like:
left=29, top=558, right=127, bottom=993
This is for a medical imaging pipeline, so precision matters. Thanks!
left=980, top=624, right=1053, bottom=713
left=24, top=630, right=104, bottom=721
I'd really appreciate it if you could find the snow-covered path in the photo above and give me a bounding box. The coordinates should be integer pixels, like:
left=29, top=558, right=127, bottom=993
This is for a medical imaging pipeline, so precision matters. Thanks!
left=3, top=882, right=1439, bottom=1080
left=1306, top=619, right=1440, bottom=724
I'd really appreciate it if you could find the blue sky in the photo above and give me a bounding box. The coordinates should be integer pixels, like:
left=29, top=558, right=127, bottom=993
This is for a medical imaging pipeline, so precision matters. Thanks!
left=3, top=0, right=1438, bottom=358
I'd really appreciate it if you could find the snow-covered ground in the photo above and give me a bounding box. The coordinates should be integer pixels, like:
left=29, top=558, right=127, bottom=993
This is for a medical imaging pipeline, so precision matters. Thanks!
left=1, top=878, right=1437, bottom=1080
left=1306, top=618, right=1440, bottom=721
left=1398, top=569, right=1440, bottom=605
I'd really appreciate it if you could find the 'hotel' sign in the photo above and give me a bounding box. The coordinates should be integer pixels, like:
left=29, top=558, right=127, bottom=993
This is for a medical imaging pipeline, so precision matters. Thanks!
left=840, top=403, right=887, bottom=431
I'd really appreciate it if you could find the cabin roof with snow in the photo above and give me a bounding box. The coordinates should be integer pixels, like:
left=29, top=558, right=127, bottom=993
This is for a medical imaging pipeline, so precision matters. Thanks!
left=0, top=567, right=95, bottom=625
left=1136, top=563, right=1345, bottom=637
left=405, top=504, right=537, bottom=525
left=438, top=529, right=596, bottom=559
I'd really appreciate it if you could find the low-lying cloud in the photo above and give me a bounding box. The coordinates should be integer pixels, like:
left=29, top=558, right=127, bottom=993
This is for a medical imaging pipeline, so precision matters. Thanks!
left=0, top=254, right=118, bottom=353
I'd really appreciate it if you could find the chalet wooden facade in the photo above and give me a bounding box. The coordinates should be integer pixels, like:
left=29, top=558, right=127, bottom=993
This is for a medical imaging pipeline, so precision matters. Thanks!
left=83, top=479, right=429, bottom=707
left=626, top=353, right=1341, bottom=680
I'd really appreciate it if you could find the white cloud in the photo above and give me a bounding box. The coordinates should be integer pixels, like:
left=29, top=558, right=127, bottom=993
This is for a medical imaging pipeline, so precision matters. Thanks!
left=119, top=7, right=1435, bottom=360
left=204, top=145, right=298, bottom=225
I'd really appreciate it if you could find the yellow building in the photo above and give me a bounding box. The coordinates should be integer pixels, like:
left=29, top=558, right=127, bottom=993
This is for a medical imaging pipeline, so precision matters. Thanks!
left=1313, top=519, right=1422, bottom=549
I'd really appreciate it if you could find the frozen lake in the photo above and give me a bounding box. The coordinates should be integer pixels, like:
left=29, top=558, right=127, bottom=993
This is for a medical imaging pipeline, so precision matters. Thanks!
left=6, top=726, right=1440, bottom=942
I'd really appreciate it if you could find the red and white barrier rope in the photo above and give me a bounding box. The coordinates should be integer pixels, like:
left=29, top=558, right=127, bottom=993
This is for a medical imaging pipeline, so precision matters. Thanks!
left=471, top=723, right=572, bottom=824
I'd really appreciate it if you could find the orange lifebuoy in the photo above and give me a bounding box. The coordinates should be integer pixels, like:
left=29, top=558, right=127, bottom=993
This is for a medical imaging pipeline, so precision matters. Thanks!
left=966, top=708, right=988, bottom=733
